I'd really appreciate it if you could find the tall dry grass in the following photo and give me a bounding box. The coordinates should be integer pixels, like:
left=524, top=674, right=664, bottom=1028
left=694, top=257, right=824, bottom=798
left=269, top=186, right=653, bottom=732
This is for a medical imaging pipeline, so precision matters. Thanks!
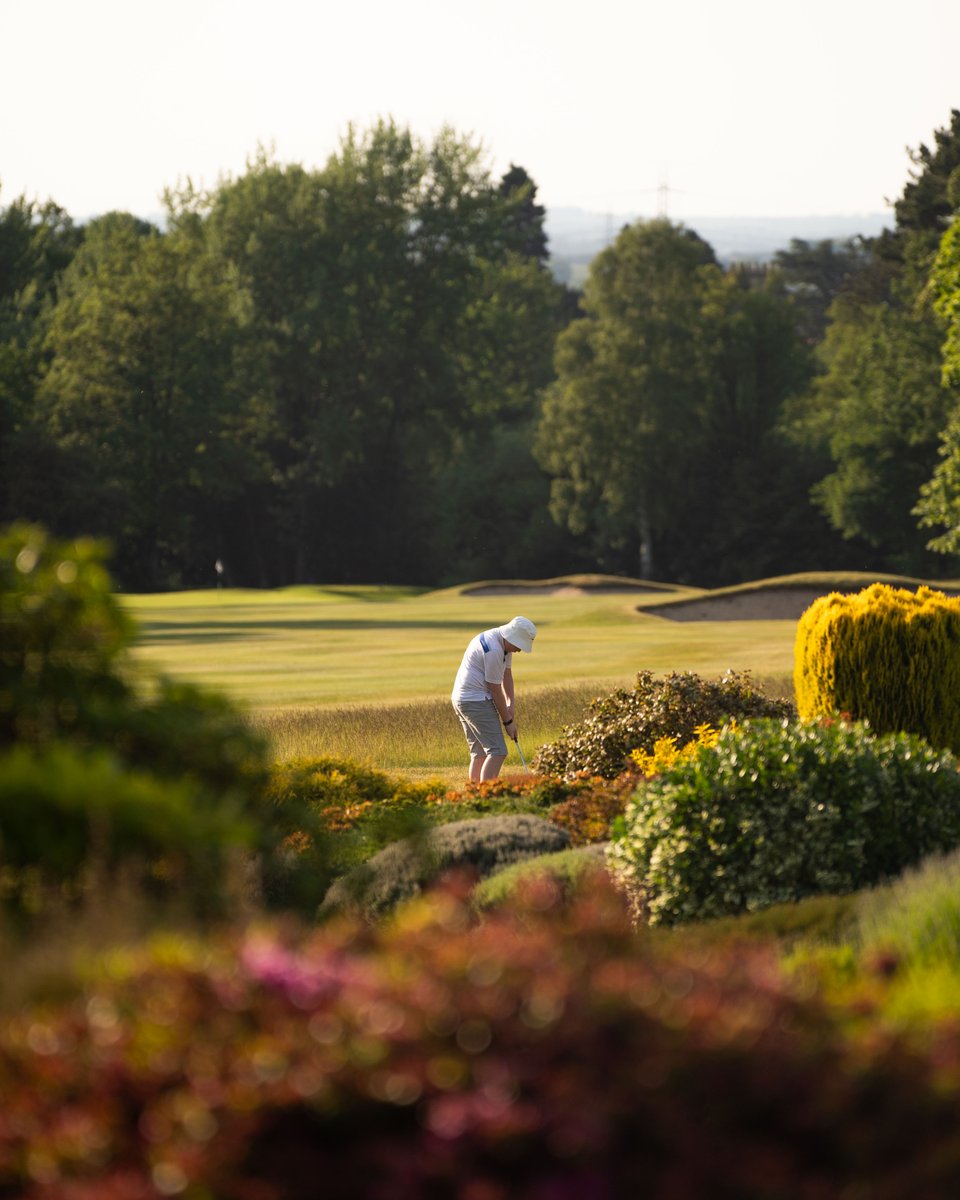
left=254, top=681, right=611, bottom=782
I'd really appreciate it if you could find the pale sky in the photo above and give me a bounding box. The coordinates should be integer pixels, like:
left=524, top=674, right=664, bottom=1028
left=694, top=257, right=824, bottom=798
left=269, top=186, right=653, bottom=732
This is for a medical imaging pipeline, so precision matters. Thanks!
left=2, top=0, right=958, bottom=223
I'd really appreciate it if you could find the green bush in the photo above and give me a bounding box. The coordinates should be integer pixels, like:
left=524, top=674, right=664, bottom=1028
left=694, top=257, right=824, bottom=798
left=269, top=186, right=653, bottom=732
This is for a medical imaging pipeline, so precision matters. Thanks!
left=0, top=744, right=253, bottom=910
left=795, top=583, right=960, bottom=752
left=1, top=523, right=269, bottom=802
left=0, top=523, right=134, bottom=745
left=533, top=669, right=795, bottom=779
left=0, top=523, right=274, bottom=911
left=609, top=717, right=960, bottom=926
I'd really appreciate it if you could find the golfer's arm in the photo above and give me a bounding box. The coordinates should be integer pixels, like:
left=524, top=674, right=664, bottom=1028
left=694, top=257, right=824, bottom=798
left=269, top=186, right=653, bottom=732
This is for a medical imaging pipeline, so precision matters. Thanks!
left=502, top=668, right=515, bottom=715
left=487, top=677, right=513, bottom=723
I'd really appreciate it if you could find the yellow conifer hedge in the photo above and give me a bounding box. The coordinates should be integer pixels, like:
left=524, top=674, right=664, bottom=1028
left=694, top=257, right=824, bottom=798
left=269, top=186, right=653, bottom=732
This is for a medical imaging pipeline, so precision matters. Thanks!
left=794, top=583, right=960, bottom=752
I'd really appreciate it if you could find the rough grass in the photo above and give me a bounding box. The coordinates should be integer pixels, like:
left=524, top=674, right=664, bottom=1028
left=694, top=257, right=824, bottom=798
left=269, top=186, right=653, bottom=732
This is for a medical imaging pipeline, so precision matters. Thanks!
left=254, top=682, right=611, bottom=781
left=854, top=848, right=960, bottom=970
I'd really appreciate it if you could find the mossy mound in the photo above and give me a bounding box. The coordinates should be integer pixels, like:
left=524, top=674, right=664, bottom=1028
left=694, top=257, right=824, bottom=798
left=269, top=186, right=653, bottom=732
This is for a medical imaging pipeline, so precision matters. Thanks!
left=472, top=843, right=610, bottom=910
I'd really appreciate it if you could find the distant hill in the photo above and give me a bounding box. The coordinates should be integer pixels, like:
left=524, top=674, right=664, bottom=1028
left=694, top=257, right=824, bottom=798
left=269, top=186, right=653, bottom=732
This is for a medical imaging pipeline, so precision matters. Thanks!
left=80, top=205, right=892, bottom=287
left=546, top=207, right=892, bottom=284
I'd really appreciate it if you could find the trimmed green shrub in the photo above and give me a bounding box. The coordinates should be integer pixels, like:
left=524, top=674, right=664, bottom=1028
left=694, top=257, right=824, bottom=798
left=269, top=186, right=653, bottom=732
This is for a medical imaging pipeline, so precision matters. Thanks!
left=795, top=582, right=960, bottom=752
left=321, top=815, right=571, bottom=918
left=609, top=717, right=960, bottom=926
left=533, top=669, right=794, bottom=779
left=7, top=880, right=960, bottom=1197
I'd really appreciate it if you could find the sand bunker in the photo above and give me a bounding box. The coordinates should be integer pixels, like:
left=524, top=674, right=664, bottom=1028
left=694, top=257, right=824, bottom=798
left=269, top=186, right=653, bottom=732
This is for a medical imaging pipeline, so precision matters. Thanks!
left=464, top=579, right=960, bottom=621
left=466, top=583, right=667, bottom=597
left=642, top=587, right=833, bottom=622
left=644, top=584, right=960, bottom=622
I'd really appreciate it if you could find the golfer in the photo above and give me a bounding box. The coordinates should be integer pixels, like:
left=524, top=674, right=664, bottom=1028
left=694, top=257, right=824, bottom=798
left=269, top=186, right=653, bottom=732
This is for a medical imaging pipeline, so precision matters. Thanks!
left=451, top=616, right=537, bottom=782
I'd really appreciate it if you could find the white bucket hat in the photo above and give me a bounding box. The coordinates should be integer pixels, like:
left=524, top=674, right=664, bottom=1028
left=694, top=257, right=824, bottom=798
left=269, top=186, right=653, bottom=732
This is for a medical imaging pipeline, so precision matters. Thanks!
left=500, top=615, right=537, bottom=653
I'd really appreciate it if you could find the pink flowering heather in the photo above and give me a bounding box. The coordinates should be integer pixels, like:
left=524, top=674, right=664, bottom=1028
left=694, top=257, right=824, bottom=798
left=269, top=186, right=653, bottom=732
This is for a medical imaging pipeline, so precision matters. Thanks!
left=2, top=874, right=960, bottom=1198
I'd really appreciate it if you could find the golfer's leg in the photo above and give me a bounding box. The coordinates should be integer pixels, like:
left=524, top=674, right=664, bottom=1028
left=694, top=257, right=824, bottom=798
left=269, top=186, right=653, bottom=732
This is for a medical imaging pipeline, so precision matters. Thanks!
left=456, top=702, right=506, bottom=783
left=480, top=754, right=507, bottom=781
left=455, top=704, right=485, bottom=783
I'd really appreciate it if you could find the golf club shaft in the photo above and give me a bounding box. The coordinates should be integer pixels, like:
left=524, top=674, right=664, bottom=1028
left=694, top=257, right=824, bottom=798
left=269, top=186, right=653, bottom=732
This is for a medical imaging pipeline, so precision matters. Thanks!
left=515, top=735, right=529, bottom=773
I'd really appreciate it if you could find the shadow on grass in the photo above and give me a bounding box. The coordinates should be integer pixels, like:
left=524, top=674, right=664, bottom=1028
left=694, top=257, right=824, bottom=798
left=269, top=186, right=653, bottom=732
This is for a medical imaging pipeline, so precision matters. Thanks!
left=138, top=618, right=484, bottom=638
left=137, top=630, right=254, bottom=644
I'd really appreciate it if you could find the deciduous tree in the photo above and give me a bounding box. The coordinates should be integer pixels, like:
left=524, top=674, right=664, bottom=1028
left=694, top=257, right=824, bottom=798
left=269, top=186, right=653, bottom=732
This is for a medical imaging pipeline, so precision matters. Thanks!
left=0, top=190, right=82, bottom=526
left=38, top=213, right=251, bottom=587
left=795, top=111, right=960, bottom=573
left=534, top=220, right=816, bottom=583
left=192, top=123, right=568, bottom=583
left=535, top=220, right=718, bottom=579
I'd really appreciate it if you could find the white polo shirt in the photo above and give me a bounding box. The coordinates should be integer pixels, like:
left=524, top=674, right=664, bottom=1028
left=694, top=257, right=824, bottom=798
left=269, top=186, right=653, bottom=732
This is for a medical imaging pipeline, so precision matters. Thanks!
left=451, top=628, right=513, bottom=703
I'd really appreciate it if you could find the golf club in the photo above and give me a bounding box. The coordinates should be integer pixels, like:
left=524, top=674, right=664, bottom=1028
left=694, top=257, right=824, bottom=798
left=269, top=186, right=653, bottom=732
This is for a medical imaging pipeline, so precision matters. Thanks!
left=514, top=733, right=530, bottom=773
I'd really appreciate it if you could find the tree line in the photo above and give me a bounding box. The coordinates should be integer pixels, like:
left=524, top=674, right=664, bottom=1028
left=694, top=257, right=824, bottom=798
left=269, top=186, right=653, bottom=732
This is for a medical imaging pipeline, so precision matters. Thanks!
left=2, top=113, right=959, bottom=590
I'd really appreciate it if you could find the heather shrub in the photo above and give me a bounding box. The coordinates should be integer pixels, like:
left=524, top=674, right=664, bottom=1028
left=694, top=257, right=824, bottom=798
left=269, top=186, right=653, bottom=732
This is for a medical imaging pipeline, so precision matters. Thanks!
left=320, top=815, right=570, bottom=918
left=534, top=669, right=794, bottom=778
left=609, top=718, right=960, bottom=926
left=266, top=757, right=439, bottom=816
left=546, top=771, right=637, bottom=844
left=266, top=764, right=564, bottom=902
left=431, top=774, right=603, bottom=817
left=795, top=583, right=960, bottom=752
left=5, top=879, right=960, bottom=1197
left=264, top=757, right=442, bottom=869
left=266, top=763, right=566, bottom=836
